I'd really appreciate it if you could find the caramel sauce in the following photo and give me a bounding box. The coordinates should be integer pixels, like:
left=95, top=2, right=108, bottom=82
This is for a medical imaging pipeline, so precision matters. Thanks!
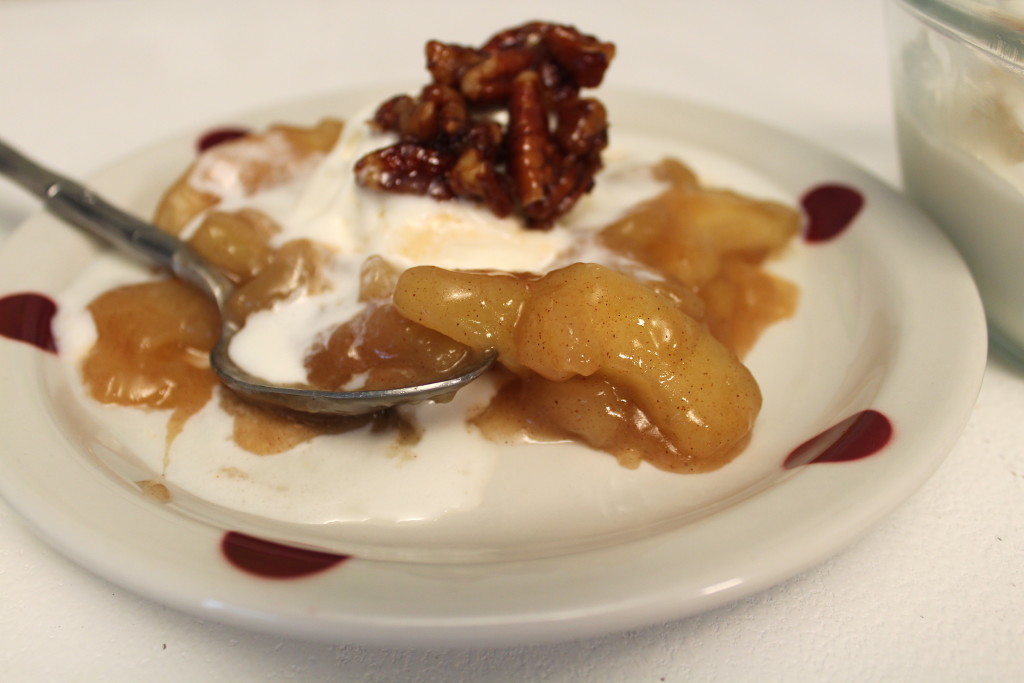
left=700, top=258, right=799, bottom=356
left=137, top=479, right=172, bottom=503
left=81, top=280, right=219, bottom=447
left=219, top=390, right=376, bottom=456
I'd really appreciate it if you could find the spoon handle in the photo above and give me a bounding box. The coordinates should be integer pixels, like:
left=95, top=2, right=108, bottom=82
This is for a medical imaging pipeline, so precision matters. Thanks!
left=0, top=137, right=185, bottom=269
left=0, top=137, right=233, bottom=305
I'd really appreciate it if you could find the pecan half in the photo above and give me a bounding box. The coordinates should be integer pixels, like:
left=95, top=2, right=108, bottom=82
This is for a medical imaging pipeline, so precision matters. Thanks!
left=508, top=70, right=553, bottom=213
left=354, top=143, right=455, bottom=200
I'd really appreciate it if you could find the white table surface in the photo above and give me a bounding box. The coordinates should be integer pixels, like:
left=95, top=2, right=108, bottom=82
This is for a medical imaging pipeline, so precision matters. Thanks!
left=1, top=1, right=1021, bottom=680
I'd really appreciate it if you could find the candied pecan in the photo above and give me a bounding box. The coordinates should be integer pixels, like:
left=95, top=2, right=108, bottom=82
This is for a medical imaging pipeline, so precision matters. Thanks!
left=554, top=97, right=608, bottom=156
left=462, top=120, right=505, bottom=156
left=460, top=48, right=536, bottom=104
left=506, top=80, right=609, bottom=227
left=479, top=22, right=614, bottom=104
left=481, top=22, right=615, bottom=88
left=420, top=84, right=470, bottom=139
left=395, top=97, right=441, bottom=141
left=449, top=148, right=515, bottom=217
left=354, top=143, right=454, bottom=199
left=372, top=87, right=469, bottom=143
left=425, top=40, right=487, bottom=87
left=526, top=154, right=601, bottom=226
left=537, top=60, right=579, bottom=105
left=451, top=120, right=511, bottom=216
left=371, top=94, right=415, bottom=133
left=354, top=21, right=616, bottom=227
left=481, top=21, right=549, bottom=52
left=507, top=70, right=554, bottom=212
left=544, top=24, right=616, bottom=88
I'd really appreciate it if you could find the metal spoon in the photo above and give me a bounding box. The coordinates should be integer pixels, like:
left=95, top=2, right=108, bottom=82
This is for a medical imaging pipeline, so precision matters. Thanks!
left=0, top=138, right=494, bottom=415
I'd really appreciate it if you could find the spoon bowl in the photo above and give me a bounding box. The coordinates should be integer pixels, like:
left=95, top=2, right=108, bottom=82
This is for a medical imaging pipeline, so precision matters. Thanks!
left=0, top=138, right=495, bottom=416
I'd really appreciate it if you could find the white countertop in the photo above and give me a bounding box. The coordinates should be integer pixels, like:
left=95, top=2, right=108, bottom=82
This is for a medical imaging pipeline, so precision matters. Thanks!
left=1, top=0, right=1021, bottom=680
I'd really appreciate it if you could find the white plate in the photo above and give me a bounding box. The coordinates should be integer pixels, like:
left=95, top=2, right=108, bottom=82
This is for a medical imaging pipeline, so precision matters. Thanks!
left=0, top=88, right=987, bottom=647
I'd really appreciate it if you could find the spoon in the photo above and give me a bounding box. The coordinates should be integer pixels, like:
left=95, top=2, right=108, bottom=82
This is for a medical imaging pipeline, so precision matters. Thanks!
left=0, top=138, right=495, bottom=415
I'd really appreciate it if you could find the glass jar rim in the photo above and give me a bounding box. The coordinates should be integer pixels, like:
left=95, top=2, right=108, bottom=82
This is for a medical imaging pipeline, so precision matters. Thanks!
left=895, top=0, right=1024, bottom=68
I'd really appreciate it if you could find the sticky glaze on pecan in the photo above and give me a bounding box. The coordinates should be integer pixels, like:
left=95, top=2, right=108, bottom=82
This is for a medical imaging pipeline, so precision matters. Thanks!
left=354, top=21, right=616, bottom=228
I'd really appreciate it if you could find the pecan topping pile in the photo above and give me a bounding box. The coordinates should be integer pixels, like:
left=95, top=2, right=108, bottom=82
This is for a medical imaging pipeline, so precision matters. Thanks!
left=354, top=22, right=616, bottom=228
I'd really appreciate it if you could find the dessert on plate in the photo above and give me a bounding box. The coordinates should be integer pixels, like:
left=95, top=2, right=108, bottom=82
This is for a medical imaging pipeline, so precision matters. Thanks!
left=67, top=22, right=799, bottom=476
